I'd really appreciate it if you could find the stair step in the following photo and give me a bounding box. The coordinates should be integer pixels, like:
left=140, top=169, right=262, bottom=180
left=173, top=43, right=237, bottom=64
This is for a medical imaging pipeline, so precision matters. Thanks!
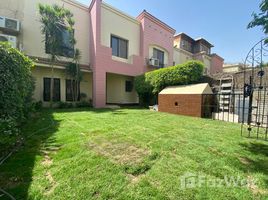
left=221, top=90, right=232, bottom=94
left=221, top=83, right=232, bottom=87
left=220, top=101, right=230, bottom=104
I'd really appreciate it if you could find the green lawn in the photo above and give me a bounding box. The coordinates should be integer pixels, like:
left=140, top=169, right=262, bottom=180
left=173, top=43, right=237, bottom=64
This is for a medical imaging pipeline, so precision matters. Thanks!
left=0, top=108, right=268, bottom=199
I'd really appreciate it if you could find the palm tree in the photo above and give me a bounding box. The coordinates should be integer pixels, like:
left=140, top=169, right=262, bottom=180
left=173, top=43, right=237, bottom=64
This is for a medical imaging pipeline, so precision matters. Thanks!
left=66, top=49, right=82, bottom=103
left=38, top=4, right=75, bottom=107
left=74, top=49, right=82, bottom=102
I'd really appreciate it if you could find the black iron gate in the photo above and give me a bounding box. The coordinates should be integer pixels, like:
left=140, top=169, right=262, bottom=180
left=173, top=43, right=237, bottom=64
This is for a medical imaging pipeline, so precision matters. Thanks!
left=201, top=38, right=268, bottom=141
left=241, top=38, right=268, bottom=140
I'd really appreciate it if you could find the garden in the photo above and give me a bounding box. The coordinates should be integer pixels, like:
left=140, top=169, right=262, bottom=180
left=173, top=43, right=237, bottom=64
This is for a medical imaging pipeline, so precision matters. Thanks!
left=0, top=108, right=267, bottom=199
left=1, top=2, right=268, bottom=198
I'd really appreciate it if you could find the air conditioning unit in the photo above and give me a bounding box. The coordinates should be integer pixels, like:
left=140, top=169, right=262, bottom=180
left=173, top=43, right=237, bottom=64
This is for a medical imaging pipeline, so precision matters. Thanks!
left=149, top=58, right=160, bottom=67
left=0, top=34, right=17, bottom=48
left=0, top=16, right=20, bottom=32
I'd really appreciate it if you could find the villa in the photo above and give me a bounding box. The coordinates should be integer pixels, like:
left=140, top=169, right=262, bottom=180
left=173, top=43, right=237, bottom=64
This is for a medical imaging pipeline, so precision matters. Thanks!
left=0, top=0, right=224, bottom=108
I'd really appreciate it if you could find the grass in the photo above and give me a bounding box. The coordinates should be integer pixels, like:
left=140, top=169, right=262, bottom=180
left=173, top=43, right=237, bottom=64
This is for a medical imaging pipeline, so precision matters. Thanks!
left=0, top=108, right=268, bottom=199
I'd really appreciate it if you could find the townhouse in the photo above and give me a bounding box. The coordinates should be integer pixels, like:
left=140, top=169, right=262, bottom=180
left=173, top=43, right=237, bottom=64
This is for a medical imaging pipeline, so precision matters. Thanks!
left=0, top=0, right=224, bottom=108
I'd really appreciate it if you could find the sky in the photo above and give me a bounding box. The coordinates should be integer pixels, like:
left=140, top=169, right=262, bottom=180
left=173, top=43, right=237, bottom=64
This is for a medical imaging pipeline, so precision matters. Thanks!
left=78, top=0, right=264, bottom=64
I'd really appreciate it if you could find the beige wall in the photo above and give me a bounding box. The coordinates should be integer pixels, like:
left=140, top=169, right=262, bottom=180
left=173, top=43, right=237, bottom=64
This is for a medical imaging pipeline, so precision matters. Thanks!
left=0, top=0, right=90, bottom=66
left=101, top=3, right=140, bottom=64
left=32, top=66, right=92, bottom=102
left=106, top=73, right=138, bottom=104
left=173, top=48, right=193, bottom=65
left=149, top=45, right=169, bottom=66
left=174, top=48, right=212, bottom=75
left=223, top=67, right=240, bottom=73
left=203, top=55, right=212, bottom=74
left=173, top=37, right=181, bottom=48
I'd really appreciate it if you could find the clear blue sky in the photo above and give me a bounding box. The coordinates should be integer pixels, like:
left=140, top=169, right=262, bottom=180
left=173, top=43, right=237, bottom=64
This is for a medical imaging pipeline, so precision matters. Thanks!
left=78, top=0, right=265, bottom=63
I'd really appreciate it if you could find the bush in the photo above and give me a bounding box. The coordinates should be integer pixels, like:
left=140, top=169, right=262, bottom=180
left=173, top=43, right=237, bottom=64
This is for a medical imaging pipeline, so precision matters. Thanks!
left=134, top=60, right=204, bottom=105
left=80, top=93, right=87, bottom=101
left=76, top=100, right=92, bottom=108
left=0, top=42, right=34, bottom=134
left=0, top=117, right=19, bottom=136
left=33, top=101, right=43, bottom=111
left=58, top=101, right=74, bottom=109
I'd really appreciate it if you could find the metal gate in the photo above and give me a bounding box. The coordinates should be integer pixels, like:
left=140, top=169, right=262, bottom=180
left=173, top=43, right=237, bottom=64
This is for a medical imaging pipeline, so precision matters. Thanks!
left=241, top=38, right=268, bottom=140
left=201, top=38, right=268, bottom=141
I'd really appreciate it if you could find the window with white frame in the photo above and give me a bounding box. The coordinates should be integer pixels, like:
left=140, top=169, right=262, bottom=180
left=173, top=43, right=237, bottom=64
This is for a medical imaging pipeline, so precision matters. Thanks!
left=111, top=35, right=128, bottom=59
left=153, top=48, right=165, bottom=68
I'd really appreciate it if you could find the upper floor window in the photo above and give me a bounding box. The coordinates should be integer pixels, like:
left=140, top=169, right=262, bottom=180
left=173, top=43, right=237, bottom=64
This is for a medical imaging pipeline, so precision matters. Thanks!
left=111, top=35, right=128, bottom=59
left=153, top=48, right=165, bottom=68
left=200, top=44, right=210, bottom=54
left=181, top=40, right=192, bottom=52
left=45, top=26, right=74, bottom=58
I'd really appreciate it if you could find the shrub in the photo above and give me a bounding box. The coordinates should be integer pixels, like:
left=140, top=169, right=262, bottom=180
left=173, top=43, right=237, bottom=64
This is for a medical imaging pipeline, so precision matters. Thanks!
left=58, top=101, right=74, bottom=109
left=80, top=93, right=87, bottom=101
left=33, top=101, right=43, bottom=111
left=76, top=100, right=92, bottom=108
left=134, top=60, right=204, bottom=105
left=0, top=42, right=34, bottom=134
left=0, top=117, right=19, bottom=136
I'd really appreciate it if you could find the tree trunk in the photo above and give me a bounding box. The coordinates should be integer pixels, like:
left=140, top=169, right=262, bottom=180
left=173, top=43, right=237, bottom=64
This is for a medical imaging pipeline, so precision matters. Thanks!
left=76, top=61, right=79, bottom=103
left=71, top=79, right=75, bottom=103
left=50, top=58, right=55, bottom=108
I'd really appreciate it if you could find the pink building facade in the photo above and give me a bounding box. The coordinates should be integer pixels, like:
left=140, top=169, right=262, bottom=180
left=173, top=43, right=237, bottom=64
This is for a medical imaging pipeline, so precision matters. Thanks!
left=89, top=0, right=224, bottom=108
left=0, top=0, right=223, bottom=107
left=90, top=0, right=175, bottom=107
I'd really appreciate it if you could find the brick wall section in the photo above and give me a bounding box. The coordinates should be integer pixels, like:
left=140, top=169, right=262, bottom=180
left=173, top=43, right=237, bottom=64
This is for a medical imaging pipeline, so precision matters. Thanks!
left=211, top=54, right=224, bottom=74
left=158, top=94, right=203, bottom=117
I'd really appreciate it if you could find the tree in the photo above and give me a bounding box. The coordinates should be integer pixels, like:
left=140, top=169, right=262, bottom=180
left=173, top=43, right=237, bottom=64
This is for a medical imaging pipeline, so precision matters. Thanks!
left=66, top=48, right=82, bottom=103
left=74, top=48, right=82, bottom=102
left=248, top=0, right=268, bottom=42
left=38, top=4, right=75, bottom=107
left=134, top=60, right=204, bottom=106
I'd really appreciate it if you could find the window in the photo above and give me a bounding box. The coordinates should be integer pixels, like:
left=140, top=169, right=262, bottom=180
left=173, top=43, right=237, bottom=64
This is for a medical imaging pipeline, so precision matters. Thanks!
left=66, top=79, right=80, bottom=101
left=111, top=35, right=128, bottom=59
left=43, top=78, right=61, bottom=102
left=181, top=40, right=192, bottom=52
left=45, top=26, right=74, bottom=58
left=125, top=80, right=133, bottom=92
left=200, top=44, right=210, bottom=54
left=153, top=48, right=165, bottom=68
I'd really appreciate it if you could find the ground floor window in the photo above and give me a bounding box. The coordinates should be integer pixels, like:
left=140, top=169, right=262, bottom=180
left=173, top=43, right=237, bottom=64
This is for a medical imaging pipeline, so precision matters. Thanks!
left=43, top=78, right=61, bottom=102
left=125, top=80, right=133, bottom=92
left=66, top=79, right=80, bottom=101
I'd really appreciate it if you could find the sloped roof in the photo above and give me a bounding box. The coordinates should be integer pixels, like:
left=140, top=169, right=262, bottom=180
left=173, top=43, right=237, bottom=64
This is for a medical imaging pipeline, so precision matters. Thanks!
left=159, top=83, right=213, bottom=95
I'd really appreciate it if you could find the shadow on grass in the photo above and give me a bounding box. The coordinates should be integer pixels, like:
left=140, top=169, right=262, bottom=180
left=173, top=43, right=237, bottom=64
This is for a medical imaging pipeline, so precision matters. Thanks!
left=0, top=109, right=60, bottom=199
left=239, top=142, right=268, bottom=174
left=53, top=105, right=146, bottom=114
left=240, top=142, right=268, bottom=157
left=238, top=142, right=268, bottom=188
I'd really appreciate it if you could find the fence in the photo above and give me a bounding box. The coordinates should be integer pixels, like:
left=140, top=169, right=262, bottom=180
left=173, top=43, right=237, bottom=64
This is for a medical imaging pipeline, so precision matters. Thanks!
left=201, top=90, right=268, bottom=140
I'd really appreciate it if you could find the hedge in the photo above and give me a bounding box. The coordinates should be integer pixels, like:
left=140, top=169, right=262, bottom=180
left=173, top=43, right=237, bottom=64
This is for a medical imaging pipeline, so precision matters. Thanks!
left=134, top=60, right=204, bottom=105
left=0, top=42, right=34, bottom=135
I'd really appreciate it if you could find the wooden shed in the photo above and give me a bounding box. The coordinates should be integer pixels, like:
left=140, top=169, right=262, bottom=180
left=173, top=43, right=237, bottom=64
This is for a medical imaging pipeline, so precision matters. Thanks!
left=158, top=83, right=213, bottom=117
